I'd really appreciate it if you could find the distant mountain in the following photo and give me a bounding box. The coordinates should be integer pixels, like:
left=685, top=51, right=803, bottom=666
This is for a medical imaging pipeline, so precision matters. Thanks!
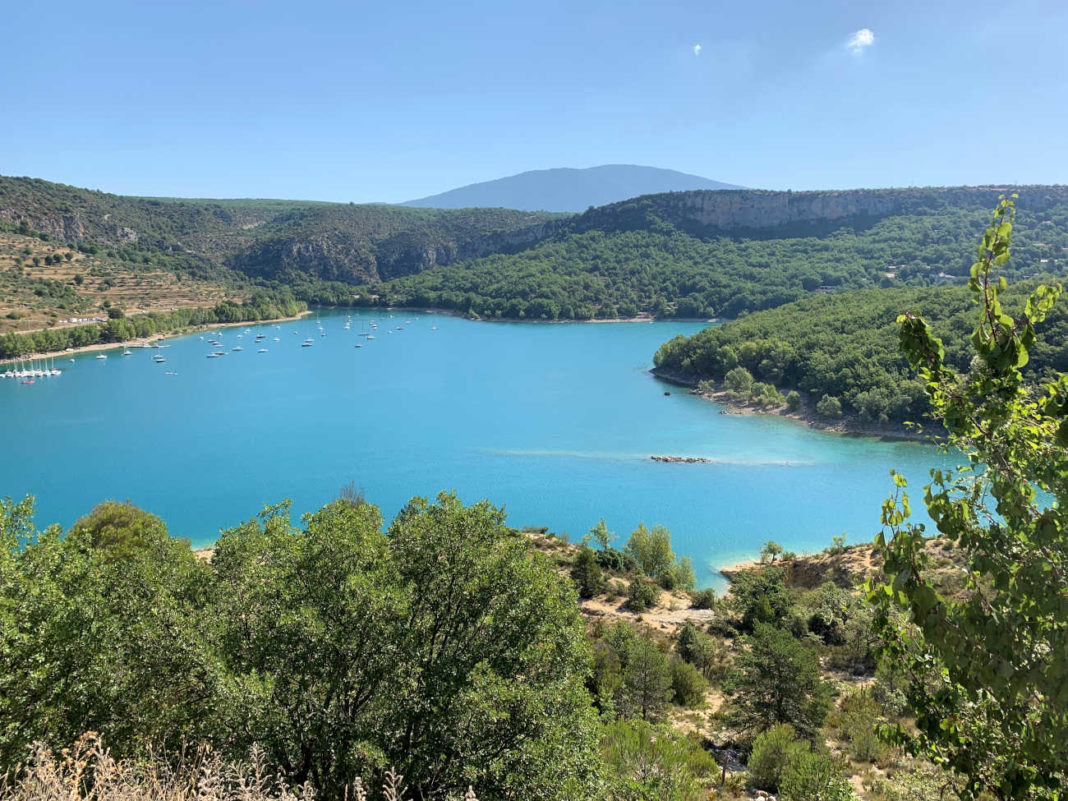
left=402, top=165, right=745, bottom=212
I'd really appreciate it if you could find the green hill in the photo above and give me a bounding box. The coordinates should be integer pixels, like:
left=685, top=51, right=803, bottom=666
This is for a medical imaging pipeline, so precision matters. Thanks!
left=377, top=186, right=1068, bottom=320
left=652, top=284, right=1068, bottom=424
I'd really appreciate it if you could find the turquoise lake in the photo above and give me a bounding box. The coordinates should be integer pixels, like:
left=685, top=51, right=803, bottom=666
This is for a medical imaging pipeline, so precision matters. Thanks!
left=0, top=309, right=957, bottom=588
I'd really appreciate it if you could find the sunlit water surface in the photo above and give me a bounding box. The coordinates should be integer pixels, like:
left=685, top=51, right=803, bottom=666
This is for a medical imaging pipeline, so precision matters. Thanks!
left=0, top=310, right=957, bottom=588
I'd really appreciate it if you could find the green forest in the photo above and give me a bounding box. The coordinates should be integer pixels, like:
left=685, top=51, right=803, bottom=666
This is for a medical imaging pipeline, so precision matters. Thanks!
left=652, top=284, right=1068, bottom=423
left=373, top=193, right=1068, bottom=320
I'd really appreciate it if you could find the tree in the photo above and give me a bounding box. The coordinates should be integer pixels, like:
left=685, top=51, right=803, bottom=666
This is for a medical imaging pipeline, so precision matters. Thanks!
left=729, top=565, right=793, bottom=631
left=212, top=492, right=600, bottom=800
left=627, top=578, right=658, bottom=612
left=383, top=492, right=599, bottom=800
left=669, top=657, right=708, bottom=707
left=620, top=636, right=674, bottom=721
left=676, top=623, right=728, bottom=681
left=870, top=195, right=1068, bottom=800
left=589, top=517, right=615, bottom=551
left=724, top=366, right=754, bottom=397
left=725, top=624, right=833, bottom=741
left=572, top=545, right=605, bottom=598
left=624, top=523, right=674, bottom=579
left=760, top=540, right=784, bottom=563
left=0, top=498, right=216, bottom=769
left=815, top=394, right=842, bottom=418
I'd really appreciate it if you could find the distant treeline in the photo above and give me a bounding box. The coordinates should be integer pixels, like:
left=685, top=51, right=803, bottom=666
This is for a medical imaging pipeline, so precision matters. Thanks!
left=653, top=285, right=1068, bottom=424
left=371, top=202, right=1068, bottom=320
left=0, top=288, right=304, bottom=359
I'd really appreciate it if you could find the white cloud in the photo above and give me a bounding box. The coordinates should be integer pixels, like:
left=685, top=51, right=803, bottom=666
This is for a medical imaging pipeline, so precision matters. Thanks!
left=847, top=28, right=874, bottom=54
left=693, top=43, right=702, bottom=56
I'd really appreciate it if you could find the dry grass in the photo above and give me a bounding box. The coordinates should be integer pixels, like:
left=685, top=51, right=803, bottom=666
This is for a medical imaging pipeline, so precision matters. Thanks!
left=0, top=232, right=233, bottom=334
left=0, top=735, right=478, bottom=801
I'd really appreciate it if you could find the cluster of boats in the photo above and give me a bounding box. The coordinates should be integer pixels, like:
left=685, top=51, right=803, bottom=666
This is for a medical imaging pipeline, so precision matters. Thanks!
left=1, top=357, right=62, bottom=384
left=5, top=315, right=440, bottom=385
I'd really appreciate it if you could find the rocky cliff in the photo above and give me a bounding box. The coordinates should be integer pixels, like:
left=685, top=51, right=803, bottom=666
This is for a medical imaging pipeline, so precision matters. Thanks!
left=581, top=185, right=1068, bottom=237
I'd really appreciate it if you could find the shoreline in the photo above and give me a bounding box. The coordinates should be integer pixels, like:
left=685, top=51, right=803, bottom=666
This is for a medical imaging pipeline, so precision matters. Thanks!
left=651, top=367, right=935, bottom=443
left=1, top=310, right=311, bottom=366
left=327, top=305, right=718, bottom=326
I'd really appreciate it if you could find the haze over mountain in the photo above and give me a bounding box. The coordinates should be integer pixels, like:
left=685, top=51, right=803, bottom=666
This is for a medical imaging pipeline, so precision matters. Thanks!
left=402, top=164, right=744, bottom=212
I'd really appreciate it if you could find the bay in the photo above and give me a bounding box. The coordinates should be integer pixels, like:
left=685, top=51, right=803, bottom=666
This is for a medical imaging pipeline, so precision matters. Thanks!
left=0, top=309, right=956, bottom=588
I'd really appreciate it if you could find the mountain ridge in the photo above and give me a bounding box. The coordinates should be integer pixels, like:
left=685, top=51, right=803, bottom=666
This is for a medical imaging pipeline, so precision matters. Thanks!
left=402, top=164, right=744, bottom=212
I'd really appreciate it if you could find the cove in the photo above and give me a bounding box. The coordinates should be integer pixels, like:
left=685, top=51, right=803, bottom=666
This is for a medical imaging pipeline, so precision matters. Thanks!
left=0, top=309, right=958, bottom=588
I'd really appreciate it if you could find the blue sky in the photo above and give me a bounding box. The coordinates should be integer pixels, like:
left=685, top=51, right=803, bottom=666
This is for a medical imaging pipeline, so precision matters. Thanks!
left=2, top=0, right=1065, bottom=202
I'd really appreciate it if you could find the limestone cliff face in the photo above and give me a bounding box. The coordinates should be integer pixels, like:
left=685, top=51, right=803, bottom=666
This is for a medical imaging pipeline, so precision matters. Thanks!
left=230, top=218, right=567, bottom=284
left=0, top=209, right=90, bottom=241
left=585, top=185, right=1068, bottom=235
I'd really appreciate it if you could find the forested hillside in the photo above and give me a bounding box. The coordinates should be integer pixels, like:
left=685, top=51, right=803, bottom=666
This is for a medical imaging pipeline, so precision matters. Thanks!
left=6, top=176, right=1068, bottom=328
left=0, top=176, right=560, bottom=292
left=377, top=186, right=1068, bottom=319
left=653, top=284, right=1068, bottom=424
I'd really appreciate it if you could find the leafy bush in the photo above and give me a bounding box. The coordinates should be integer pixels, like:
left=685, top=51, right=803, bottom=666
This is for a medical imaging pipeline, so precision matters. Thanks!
left=627, top=578, right=659, bottom=612
left=676, top=624, right=728, bottom=682
left=815, top=394, right=843, bottom=418
left=670, top=658, right=709, bottom=708
left=747, top=724, right=808, bottom=791
left=601, top=719, right=718, bottom=801
left=837, top=690, right=889, bottom=764
left=724, top=366, right=754, bottom=399
left=779, top=749, right=855, bottom=801
left=690, top=587, right=716, bottom=609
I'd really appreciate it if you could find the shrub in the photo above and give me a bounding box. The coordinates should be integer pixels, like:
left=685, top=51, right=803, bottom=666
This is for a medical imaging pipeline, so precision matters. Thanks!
left=747, top=724, right=807, bottom=791
left=627, top=578, right=659, bottom=612
left=676, top=624, right=728, bottom=681
left=670, top=658, right=709, bottom=708
left=786, top=390, right=802, bottom=411
left=690, top=587, right=716, bottom=609
left=837, top=689, right=889, bottom=764
left=601, top=719, right=718, bottom=801
left=779, top=749, right=854, bottom=801
left=624, top=523, right=674, bottom=579
left=815, top=394, right=843, bottom=419
left=660, top=555, right=696, bottom=591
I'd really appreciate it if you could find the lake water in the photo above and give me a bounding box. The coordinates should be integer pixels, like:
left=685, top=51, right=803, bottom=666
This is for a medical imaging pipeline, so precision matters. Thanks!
left=0, top=309, right=956, bottom=588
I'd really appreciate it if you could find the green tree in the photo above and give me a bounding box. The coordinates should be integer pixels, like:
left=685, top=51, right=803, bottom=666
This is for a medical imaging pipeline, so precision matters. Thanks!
left=870, top=195, right=1068, bottom=800
left=760, top=540, right=784, bottom=563
left=0, top=498, right=216, bottom=769
left=572, top=545, right=605, bottom=598
left=589, top=517, right=615, bottom=551
left=815, top=394, right=843, bottom=418
left=627, top=578, right=658, bottom=612
left=729, top=565, right=794, bottom=631
left=725, top=624, right=833, bottom=741
left=383, top=492, right=599, bottom=800
left=724, top=366, right=755, bottom=397
left=624, top=523, right=674, bottom=579
left=212, top=492, right=600, bottom=799
left=620, top=635, right=674, bottom=721
left=669, top=658, right=708, bottom=708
